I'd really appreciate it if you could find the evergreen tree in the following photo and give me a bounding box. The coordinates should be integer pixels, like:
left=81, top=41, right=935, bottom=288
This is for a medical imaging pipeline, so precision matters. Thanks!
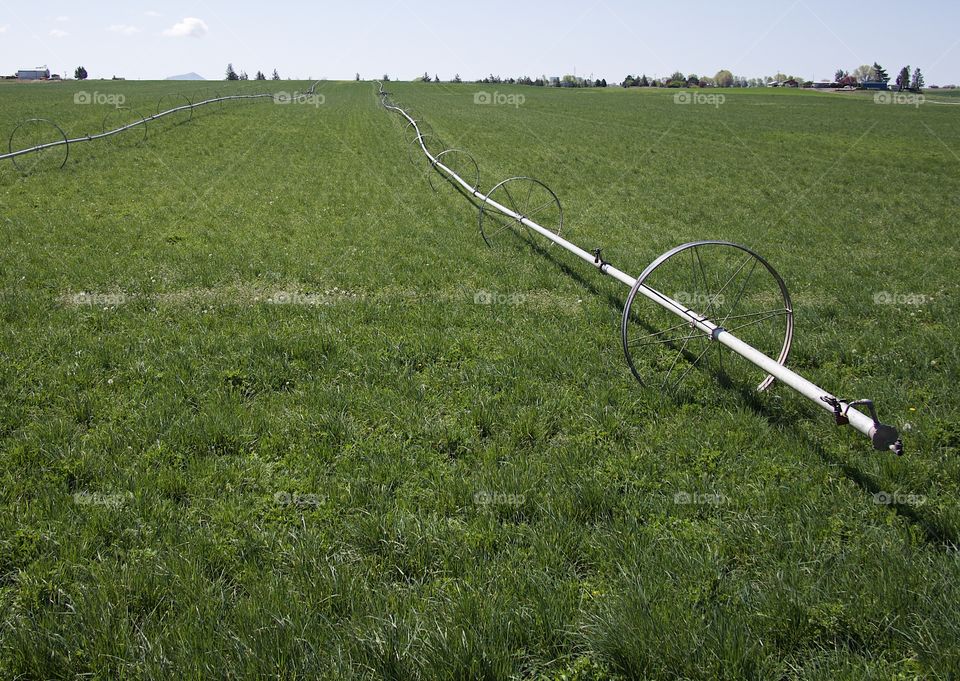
left=272, top=69, right=281, bottom=80
left=872, top=62, right=889, bottom=82
left=895, top=66, right=910, bottom=91
left=911, top=67, right=924, bottom=92
left=255, top=70, right=266, bottom=80
left=74, top=66, right=88, bottom=80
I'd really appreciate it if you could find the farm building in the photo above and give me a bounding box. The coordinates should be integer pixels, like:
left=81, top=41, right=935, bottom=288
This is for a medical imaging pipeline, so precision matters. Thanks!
left=17, top=68, right=50, bottom=80
left=861, top=80, right=889, bottom=90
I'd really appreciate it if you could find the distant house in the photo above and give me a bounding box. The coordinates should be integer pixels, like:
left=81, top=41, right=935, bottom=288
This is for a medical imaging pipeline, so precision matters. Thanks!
left=17, top=68, right=50, bottom=80
left=783, top=79, right=799, bottom=88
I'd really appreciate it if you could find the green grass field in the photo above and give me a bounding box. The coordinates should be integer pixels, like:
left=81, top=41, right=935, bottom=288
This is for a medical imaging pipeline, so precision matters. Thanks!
left=1, top=79, right=959, bottom=679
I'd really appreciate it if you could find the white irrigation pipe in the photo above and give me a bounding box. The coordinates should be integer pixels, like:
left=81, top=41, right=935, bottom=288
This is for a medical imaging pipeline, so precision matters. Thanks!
left=380, top=83, right=902, bottom=453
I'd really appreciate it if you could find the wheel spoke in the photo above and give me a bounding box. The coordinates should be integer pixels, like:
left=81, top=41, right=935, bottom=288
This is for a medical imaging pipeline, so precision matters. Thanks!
left=631, top=333, right=704, bottom=348
left=726, top=310, right=788, bottom=333
left=525, top=198, right=557, bottom=220
left=719, top=258, right=759, bottom=326
left=629, top=319, right=698, bottom=344
left=705, top=255, right=754, bottom=317
left=666, top=338, right=714, bottom=390
left=485, top=213, right=516, bottom=240
left=661, top=329, right=702, bottom=386
left=717, top=308, right=789, bottom=324
left=502, top=183, right=521, bottom=216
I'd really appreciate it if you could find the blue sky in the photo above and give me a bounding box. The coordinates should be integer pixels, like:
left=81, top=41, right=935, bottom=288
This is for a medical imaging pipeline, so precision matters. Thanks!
left=1, top=0, right=958, bottom=83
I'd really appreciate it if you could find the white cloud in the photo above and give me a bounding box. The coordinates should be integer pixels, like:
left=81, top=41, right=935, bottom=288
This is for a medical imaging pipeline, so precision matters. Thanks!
left=49, top=29, right=68, bottom=38
left=108, top=24, right=141, bottom=35
left=162, top=17, right=208, bottom=38
left=145, top=10, right=162, bottom=17
left=55, top=15, right=69, bottom=22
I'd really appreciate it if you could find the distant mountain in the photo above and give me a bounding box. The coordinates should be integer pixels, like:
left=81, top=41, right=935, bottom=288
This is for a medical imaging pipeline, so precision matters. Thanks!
left=166, top=72, right=205, bottom=81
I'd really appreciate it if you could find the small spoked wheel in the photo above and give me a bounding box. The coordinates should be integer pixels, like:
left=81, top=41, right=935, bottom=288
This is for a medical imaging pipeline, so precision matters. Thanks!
left=407, top=132, right=444, bottom=170
left=8, top=118, right=69, bottom=172
left=621, top=241, right=793, bottom=392
left=428, top=149, right=481, bottom=193
left=102, top=108, right=148, bottom=146
left=404, top=117, right=434, bottom=142
left=478, top=177, right=563, bottom=248
left=156, top=94, right=193, bottom=125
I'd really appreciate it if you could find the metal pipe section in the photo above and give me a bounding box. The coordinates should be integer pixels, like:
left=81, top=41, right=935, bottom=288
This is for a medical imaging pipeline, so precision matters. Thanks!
left=1, top=94, right=274, bottom=163
left=380, top=84, right=901, bottom=454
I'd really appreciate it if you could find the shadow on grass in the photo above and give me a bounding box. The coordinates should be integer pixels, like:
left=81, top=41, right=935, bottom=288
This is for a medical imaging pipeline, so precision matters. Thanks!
left=428, top=172, right=960, bottom=553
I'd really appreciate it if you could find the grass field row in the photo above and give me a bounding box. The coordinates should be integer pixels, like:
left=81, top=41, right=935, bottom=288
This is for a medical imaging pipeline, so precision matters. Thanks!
left=1, top=80, right=958, bottom=679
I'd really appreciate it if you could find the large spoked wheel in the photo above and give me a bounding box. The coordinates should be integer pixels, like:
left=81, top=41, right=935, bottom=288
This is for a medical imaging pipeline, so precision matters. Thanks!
left=8, top=118, right=69, bottom=172
left=621, top=241, right=793, bottom=393
left=478, top=177, right=563, bottom=248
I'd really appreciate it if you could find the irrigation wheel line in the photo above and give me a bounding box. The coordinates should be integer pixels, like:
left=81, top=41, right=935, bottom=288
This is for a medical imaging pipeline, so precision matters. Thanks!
left=1, top=93, right=276, bottom=171
left=378, top=82, right=903, bottom=455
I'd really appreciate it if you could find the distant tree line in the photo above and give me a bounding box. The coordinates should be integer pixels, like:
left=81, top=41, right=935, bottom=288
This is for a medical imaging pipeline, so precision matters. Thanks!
left=833, top=63, right=924, bottom=90
left=226, top=64, right=281, bottom=81
left=220, top=63, right=936, bottom=91
left=469, top=74, right=607, bottom=87
left=613, top=62, right=928, bottom=91
left=622, top=70, right=791, bottom=88
left=394, top=72, right=605, bottom=87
